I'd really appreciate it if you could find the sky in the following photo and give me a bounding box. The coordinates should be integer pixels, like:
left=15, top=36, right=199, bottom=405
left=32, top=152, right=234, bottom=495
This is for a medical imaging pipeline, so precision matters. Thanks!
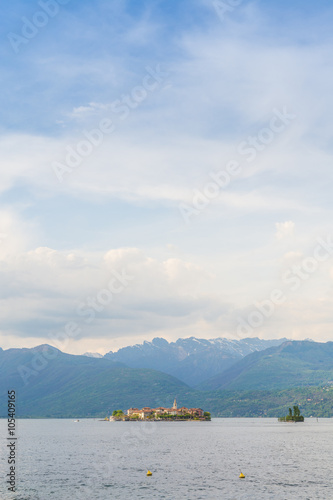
left=1, top=0, right=333, bottom=354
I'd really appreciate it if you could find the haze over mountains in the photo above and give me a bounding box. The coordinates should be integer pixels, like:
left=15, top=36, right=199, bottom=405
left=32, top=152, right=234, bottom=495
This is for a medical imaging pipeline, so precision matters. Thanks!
left=1, top=338, right=333, bottom=418
left=103, top=336, right=288, bottom=386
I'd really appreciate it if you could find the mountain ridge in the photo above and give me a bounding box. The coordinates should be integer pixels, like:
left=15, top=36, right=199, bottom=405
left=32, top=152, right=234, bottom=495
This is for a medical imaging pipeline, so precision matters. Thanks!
left=103, top=336, right=289, bottom=386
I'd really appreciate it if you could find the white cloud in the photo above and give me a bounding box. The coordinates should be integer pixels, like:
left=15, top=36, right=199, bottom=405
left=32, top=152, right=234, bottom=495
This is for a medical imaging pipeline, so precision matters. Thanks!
left=0, top=209, right=38, bottom=258
left=1, top=2, right=333, bottom=352
left=1, top=235, right=333, bottom=353
left=0, top=245, right=225, bottom=346
left=275, top=221, right=295, bottom=240
left=283, top=251, right=303, bottom=263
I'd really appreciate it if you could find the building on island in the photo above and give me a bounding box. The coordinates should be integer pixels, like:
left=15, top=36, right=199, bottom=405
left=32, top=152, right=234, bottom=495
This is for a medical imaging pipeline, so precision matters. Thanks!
left=110, top=399, right=206, bottom=421
left=127, top=408, right=140, bottom=416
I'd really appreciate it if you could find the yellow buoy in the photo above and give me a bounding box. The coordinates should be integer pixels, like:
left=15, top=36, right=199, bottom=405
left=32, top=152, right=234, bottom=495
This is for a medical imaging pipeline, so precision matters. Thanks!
left=239, top=472, right=245, bottom=479
left=147, top=470, right=152, bottom=476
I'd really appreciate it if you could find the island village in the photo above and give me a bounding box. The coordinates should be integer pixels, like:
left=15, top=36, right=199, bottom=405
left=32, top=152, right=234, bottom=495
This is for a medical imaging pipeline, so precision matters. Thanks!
left=110, top=399, right=211, bottom=421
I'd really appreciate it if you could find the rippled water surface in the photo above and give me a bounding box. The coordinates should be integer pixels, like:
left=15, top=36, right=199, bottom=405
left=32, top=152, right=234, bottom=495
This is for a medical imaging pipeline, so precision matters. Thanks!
left=1, top=418, right=333, bottom=499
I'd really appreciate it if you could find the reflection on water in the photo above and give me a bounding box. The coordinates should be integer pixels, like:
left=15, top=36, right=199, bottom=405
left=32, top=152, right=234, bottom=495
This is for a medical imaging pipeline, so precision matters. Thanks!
left=0, top=418, right=332, bottom=499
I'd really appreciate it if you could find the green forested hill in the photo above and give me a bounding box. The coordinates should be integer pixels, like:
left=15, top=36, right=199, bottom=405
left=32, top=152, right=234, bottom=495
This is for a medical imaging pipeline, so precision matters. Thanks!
left=0, top=345, right=193, bottom=417
left=204, top=386, right=333, bottom=417
left=199, top=341, right=333, bottom=391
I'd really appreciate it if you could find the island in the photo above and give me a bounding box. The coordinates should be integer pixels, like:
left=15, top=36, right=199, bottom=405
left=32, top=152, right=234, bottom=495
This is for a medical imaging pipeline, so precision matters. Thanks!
left=278, top=405, right=304, bottom=422
left=110, top=399, right=211, bottom=421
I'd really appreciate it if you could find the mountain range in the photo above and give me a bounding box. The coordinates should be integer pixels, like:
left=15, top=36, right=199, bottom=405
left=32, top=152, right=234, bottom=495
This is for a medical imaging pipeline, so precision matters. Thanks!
left=1, top=338, right=333, bottom=418
left=103, top=336, right=288, bottom=386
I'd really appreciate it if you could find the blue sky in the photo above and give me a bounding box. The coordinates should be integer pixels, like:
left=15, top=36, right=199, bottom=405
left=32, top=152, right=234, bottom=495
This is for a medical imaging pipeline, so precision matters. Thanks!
left=1, top=0, right=333, bottom=353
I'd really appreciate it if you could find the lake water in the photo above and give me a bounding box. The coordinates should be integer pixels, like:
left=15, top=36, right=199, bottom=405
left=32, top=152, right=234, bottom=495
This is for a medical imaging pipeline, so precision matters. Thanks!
left=1, top=418, right=332, bottom=499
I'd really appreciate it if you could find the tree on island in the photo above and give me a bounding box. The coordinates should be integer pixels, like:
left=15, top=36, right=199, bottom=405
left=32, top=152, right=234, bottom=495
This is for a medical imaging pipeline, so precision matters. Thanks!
left=279, top=405, right=304, bottom=422
left=112, top=410, right=125, bottom=419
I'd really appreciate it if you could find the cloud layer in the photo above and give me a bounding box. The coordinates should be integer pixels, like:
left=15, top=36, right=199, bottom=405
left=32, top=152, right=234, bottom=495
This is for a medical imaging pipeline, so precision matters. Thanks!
left=1, top=0, right=333, bottom=352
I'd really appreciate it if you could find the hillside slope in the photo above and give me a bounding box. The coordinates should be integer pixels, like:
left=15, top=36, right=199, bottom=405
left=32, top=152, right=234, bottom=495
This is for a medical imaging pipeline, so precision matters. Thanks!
left=0, top=345, right=194, bottom=417
left=200, top=341, right=333, bottom=391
